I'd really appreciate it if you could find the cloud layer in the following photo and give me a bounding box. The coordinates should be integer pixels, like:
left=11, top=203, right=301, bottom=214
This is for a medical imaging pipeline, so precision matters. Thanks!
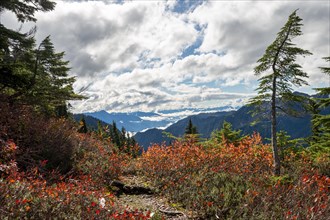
left=2, top=0, right=329, bottom=113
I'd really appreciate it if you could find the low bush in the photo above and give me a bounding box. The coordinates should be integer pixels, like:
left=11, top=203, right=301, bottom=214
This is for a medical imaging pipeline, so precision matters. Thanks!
left=72, top=133, right=129, bottom=184
left=0, top=139, right=18, bottom=176
left=0, top=171, right=151, bottom=219
left=0, top=102, right=149, bottom=219
left=139, top=134, right=330, bottom=219
left=0, top=101, right=131, bottom=183
left=0, top=102, right=78, bottom=177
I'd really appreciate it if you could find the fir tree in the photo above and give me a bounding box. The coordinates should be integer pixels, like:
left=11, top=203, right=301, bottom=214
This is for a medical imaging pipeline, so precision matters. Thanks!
left=211, top=121, right=244, bottom=146
left=0, top=1, right=55, bottom=23
left=97, top=120, right=103, bottom=136
left=185, top=119, right=198, bottom=135
left=26, top=36, right=84, bottom=114
left=249, top=10, right=312, bottom=175
left=111, top=121, right=121, bottom=148
left=309, top=57, right=330, bottom=152
left=1, top=0, right=55, bottom=95
left=0, top=1, right=84, bottom=115
left=78, top=116, right=88, bottom=133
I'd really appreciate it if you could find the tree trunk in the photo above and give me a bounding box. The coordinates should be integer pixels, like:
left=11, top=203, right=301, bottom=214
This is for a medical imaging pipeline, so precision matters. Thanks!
left=271, top=75, right=281, bottom=175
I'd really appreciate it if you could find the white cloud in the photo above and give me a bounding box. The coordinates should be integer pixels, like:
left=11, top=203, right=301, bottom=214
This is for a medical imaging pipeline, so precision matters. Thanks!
left=34, top=1, right=198, bottom=76
left=2, top=0, right=328, bottom=113
left=190, top=2, right=326, bottom=88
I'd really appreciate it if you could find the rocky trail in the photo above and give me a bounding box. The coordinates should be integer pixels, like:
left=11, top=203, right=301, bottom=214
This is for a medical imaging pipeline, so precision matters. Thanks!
left=111, top=175, right=191, bottom=219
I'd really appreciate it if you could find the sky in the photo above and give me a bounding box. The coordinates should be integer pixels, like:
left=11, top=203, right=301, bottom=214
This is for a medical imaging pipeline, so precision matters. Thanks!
left=2, top=0, right=330, bottom=113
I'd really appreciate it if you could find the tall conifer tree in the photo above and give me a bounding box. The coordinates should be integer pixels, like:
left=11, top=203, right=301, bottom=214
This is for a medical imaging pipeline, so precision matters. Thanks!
left=185, top=119, right=198, bottom=135
left=310, top=57, right=330, bottom=151
left=1, top=0, right=55, bottom=89
left=249, top=10, right=311, bottom=175
left=0, top=1, right=84, bottom=115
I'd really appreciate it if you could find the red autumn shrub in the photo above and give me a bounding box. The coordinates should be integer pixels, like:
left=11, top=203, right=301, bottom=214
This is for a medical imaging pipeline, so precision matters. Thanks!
left=0, top=101, right=78, bottom=176
left=0, top=171, right=151, bottom=219
left=0, top=107, right=147, bottom=218
left=0, top=101, right=131, bottom=183
left=73, top=133, right=130, bottom=184
left=0, top=139, right=18, bottom=175
left=139, top=134, right=329, bottom=219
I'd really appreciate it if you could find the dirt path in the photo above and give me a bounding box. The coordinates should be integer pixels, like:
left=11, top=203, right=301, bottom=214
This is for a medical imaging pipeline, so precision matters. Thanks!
left=112, top=175, right=190, bottom=219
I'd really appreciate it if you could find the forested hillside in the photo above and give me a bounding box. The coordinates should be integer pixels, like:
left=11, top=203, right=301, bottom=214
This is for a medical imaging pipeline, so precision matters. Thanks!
left=135, top=96, right=329, bottom=149
left=73, top=114, right=110, bottom=130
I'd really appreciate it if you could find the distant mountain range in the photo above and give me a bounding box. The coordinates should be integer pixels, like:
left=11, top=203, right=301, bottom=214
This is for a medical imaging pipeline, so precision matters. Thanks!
left=77, top=105, right=236, bottom=133
left=134, top=93, right=330, bottom=150
left=83, top=110, right=168, bottom=133
left=134, top=106, right=311, bottom=150
left=72, top=93, right=328, bottom=150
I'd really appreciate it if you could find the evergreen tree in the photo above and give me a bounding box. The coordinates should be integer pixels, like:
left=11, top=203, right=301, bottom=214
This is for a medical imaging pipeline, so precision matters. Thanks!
left=314, top=57, right=330, bottom=109
left=130, top=136, right=136, bottom=147
left=27, top=36, right=84, bottom=114
left=97, top=120, right=103, bottom=136
left=94, top=120, right=138, bottom=153
left=1, top=1, right=84, bottom=115
left=276, top=130, right=302, bottom=160
left=0, top=27, right=36, bottom=99
left=249, top=10, right=312, bottom=175
left=78, top=116, right=88, bottom=133
left=185, top=118, right=198, bottom=135
left=1, top=0, right=55, bottom=95
left=307, top=98, right=322, bottom=143
left=121, top=127, right=127, bottom=146
left=111, top=121, right=121, bottom=148
left=0, top=1, right=55, bottom=23
left=309, top=57, right=330, bottom=152
left=211, top=121, right=244, bottom=146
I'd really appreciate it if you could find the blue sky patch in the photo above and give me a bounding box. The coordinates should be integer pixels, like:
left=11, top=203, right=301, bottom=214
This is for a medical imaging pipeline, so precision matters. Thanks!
left=170, top=0, right=205, bottom=13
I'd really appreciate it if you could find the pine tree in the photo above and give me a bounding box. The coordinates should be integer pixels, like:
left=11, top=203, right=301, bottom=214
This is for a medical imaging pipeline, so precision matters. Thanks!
left=0, top=1, right=55, bottom=23
left=310, top=57, right=330, bottom=152
left=1, top=1, right=84, bottom=115
left=249, top=10, right=312, bottom=175
left=111, top=121, right=121, bottom=148
left=26, top=36, right=84, bottom=114
left=308, top=98, right=322, bottom=143
left=97, top=120, right=103, bottom=136
left=120, top=127, right=127, bottom=147
left=0, top=27, right=36, bottom=99
left=78, top=116, right=88, bottom=133
left=1, top=0, right=55, bottom=95
left=185, top=119, right=198, bottom=135
left=276, top=130, right=302, bottom=160
left=211, top=121, right=243, bottom=146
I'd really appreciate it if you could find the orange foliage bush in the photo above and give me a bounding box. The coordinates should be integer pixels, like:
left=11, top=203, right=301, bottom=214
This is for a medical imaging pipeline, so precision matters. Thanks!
left=0, top=101, right=78, bottom=176
left=0, top=101, right=149, bottom=219
left=140, top=133, right=272, bottom=186
left=0, top=139, right=18, bottom=175
left=0, top=100, right=131, bottom=183
left=0, top=133, right=148, bottom=219
left=0, top=171, right=151, bottom=219
left=139, top=133, right=329, bottom=219
left=73, top=133, right=130, bottom=184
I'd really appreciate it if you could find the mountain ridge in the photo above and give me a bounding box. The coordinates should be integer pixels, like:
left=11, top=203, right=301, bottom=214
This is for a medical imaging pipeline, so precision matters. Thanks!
left=79, top=105, right=237, bottom=133
left=134, top=93, right=329, bottom=149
